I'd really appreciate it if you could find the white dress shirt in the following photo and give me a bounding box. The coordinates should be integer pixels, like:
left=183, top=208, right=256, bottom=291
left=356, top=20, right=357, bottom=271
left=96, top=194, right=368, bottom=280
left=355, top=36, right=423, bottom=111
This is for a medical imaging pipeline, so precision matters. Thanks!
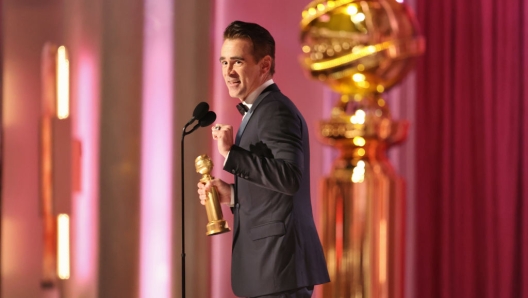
left=227, top=79, right=274, bottom=206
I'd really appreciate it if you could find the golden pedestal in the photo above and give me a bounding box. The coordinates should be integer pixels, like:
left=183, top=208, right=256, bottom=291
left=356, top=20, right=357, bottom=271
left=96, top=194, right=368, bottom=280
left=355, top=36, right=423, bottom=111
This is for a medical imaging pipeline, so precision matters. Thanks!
left=319, top=94, right=407, bottom=298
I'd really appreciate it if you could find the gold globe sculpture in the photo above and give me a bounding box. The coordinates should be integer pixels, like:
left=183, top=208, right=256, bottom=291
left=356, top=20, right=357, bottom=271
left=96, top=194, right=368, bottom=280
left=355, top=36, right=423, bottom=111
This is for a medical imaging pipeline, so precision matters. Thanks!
left=299, top=1, right=424, bottom=297
left=300, top=0, right=424, bottom=96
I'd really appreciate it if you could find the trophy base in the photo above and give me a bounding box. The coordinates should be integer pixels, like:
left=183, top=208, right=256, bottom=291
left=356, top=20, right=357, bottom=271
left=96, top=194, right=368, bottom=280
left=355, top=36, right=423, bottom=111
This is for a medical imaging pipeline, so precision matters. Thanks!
left=206, top=220, right=231, bottom=236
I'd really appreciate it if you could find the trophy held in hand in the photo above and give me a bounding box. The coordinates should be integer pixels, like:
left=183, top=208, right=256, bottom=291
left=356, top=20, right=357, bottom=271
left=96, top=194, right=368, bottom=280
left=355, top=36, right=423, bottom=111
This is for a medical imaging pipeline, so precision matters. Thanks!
left=195, top=154, right=231, bottom=236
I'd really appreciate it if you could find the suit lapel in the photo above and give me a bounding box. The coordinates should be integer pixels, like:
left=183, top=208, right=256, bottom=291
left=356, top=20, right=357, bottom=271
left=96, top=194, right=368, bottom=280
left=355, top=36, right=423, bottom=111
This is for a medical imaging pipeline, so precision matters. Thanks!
left=235, top=84, right=279, bottom=145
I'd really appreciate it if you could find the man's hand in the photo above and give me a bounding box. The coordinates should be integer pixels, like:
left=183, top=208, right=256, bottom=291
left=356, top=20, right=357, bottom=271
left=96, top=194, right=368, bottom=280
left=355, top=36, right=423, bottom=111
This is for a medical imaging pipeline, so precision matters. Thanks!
left=197, top=178, right=232, bottom=205
left=212, top=124, right=233, bottom=157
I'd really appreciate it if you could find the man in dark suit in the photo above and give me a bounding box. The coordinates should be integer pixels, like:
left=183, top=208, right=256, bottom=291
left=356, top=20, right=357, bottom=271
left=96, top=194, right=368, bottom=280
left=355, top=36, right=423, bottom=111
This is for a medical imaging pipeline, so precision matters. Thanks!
left=197, top=20, right=329, bottom=298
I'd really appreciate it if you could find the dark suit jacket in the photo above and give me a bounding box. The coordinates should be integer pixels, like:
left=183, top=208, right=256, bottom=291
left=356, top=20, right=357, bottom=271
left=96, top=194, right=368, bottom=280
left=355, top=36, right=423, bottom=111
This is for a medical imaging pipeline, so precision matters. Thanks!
left=224, top=84, right=330, bottom=297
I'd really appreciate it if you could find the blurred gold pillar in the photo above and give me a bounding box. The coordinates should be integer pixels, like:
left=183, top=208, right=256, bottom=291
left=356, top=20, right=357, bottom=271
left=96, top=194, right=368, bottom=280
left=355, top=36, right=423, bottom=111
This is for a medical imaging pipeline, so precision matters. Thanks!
left=318, top=94, right=407, bottom=298
left=299, top=1, right=425, bottom=297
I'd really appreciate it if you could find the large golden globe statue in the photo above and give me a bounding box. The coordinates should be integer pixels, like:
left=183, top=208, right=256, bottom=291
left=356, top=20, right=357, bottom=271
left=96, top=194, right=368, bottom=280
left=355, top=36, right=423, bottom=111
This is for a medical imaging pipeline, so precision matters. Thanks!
left=300, top=0, right=424, bottom=95
left=299, top=1, right=424, bottom=298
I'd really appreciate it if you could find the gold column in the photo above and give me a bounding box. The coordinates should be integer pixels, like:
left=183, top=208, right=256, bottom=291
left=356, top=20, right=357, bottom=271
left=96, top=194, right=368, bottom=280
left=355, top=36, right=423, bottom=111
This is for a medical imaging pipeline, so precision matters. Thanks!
left=318, top=94, right=408, bottom=298
left=299, top=1, right=425, bottom=297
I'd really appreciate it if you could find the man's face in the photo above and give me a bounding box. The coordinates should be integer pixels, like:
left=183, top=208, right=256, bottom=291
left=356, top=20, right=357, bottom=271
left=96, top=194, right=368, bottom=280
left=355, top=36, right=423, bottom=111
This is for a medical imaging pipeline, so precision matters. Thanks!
left=220, top=38, right=265, bottom=101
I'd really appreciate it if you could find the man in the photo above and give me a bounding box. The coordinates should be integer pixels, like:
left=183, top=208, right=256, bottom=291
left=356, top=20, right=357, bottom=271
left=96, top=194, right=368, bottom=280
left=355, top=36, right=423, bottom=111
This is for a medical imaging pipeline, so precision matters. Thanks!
left=197, top=20, right=329, bottom=298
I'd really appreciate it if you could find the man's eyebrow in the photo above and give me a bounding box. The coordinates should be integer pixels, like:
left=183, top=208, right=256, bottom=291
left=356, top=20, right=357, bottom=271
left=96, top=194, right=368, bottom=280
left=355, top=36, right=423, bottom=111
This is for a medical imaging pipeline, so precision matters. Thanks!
left=219, top=56, right=245, bottom=62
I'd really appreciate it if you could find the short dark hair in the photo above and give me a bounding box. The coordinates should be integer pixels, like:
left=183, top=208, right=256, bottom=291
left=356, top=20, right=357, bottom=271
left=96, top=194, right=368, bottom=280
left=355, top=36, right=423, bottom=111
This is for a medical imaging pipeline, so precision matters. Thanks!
left=223, top=20, right=276, bottom=75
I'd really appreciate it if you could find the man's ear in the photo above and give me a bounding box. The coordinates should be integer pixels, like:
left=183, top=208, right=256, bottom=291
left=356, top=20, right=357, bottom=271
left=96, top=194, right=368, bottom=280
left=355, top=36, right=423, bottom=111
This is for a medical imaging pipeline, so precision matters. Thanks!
left=260, top=55, right=272, bottom=74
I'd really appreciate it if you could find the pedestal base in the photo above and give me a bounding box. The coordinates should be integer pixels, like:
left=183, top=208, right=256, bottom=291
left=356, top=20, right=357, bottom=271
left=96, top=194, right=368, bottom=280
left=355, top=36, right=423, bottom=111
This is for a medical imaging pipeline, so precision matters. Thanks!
left=206, top=220, right=230, bottom=236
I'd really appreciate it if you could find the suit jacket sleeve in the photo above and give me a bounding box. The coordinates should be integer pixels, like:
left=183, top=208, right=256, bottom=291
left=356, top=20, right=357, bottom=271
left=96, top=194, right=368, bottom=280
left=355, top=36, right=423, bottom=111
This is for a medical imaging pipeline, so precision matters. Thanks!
left=224, top=99, right=304, bottom=195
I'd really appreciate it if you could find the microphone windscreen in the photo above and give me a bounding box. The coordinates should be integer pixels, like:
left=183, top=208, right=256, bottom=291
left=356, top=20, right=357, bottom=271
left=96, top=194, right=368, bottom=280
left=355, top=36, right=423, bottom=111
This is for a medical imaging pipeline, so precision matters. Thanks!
left=199, top=111, right=216, bottom=127
left=193, top=102, right=209, bottom=120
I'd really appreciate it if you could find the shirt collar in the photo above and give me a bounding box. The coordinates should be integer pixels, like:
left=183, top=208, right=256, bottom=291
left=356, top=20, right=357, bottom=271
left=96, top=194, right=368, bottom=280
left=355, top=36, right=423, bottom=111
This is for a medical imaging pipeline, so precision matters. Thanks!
left=242, top=79, right=274, bottom=108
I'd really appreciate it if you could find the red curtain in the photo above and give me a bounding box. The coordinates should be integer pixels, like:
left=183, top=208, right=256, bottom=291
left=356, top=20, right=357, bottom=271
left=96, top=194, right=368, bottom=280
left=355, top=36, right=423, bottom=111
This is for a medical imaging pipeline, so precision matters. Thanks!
left=414, top=0, right=528, bottom=297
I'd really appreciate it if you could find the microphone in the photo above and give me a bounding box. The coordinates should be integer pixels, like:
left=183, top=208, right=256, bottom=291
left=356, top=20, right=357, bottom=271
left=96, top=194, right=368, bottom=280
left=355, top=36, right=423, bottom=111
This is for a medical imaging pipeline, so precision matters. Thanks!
left=199, top=111, right=216, bottom=127
left=186, top=111, right=216, bottom=135
left=185, top=102, right=210, bottom=127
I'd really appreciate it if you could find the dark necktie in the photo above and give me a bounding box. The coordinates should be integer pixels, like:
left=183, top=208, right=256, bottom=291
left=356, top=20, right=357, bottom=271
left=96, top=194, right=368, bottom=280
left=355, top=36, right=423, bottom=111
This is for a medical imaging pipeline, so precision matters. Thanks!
left=236, top=103, right=249, bottom=116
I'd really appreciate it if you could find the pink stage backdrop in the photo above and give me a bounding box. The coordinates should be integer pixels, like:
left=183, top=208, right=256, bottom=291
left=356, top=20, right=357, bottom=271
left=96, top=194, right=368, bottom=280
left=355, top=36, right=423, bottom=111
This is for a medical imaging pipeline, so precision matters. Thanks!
left=414, top=0, right=528, bottom=297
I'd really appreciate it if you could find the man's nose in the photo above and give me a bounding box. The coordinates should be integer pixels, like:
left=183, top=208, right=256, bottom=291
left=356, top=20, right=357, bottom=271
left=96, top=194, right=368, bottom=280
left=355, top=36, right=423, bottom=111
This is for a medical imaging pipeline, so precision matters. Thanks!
left=227, top=65, right=236, bottom=76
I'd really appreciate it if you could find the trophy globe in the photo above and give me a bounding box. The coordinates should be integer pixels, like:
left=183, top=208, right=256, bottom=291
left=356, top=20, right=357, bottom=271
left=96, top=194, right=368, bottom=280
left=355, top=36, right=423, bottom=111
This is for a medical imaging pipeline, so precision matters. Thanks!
left=300, top=0, right=425, bottom=148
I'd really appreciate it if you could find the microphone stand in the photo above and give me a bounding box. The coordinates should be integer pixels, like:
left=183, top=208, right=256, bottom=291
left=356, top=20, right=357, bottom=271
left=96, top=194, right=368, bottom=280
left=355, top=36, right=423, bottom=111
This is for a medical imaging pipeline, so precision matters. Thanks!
left=180, top=121, right=202, bottom=298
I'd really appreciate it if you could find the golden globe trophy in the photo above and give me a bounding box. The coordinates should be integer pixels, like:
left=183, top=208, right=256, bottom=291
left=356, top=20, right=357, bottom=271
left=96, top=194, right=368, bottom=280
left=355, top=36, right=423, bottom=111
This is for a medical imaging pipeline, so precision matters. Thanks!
left=299, top=1, right=424, bottom=297
left=195, top=154, right=230, bottom=236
